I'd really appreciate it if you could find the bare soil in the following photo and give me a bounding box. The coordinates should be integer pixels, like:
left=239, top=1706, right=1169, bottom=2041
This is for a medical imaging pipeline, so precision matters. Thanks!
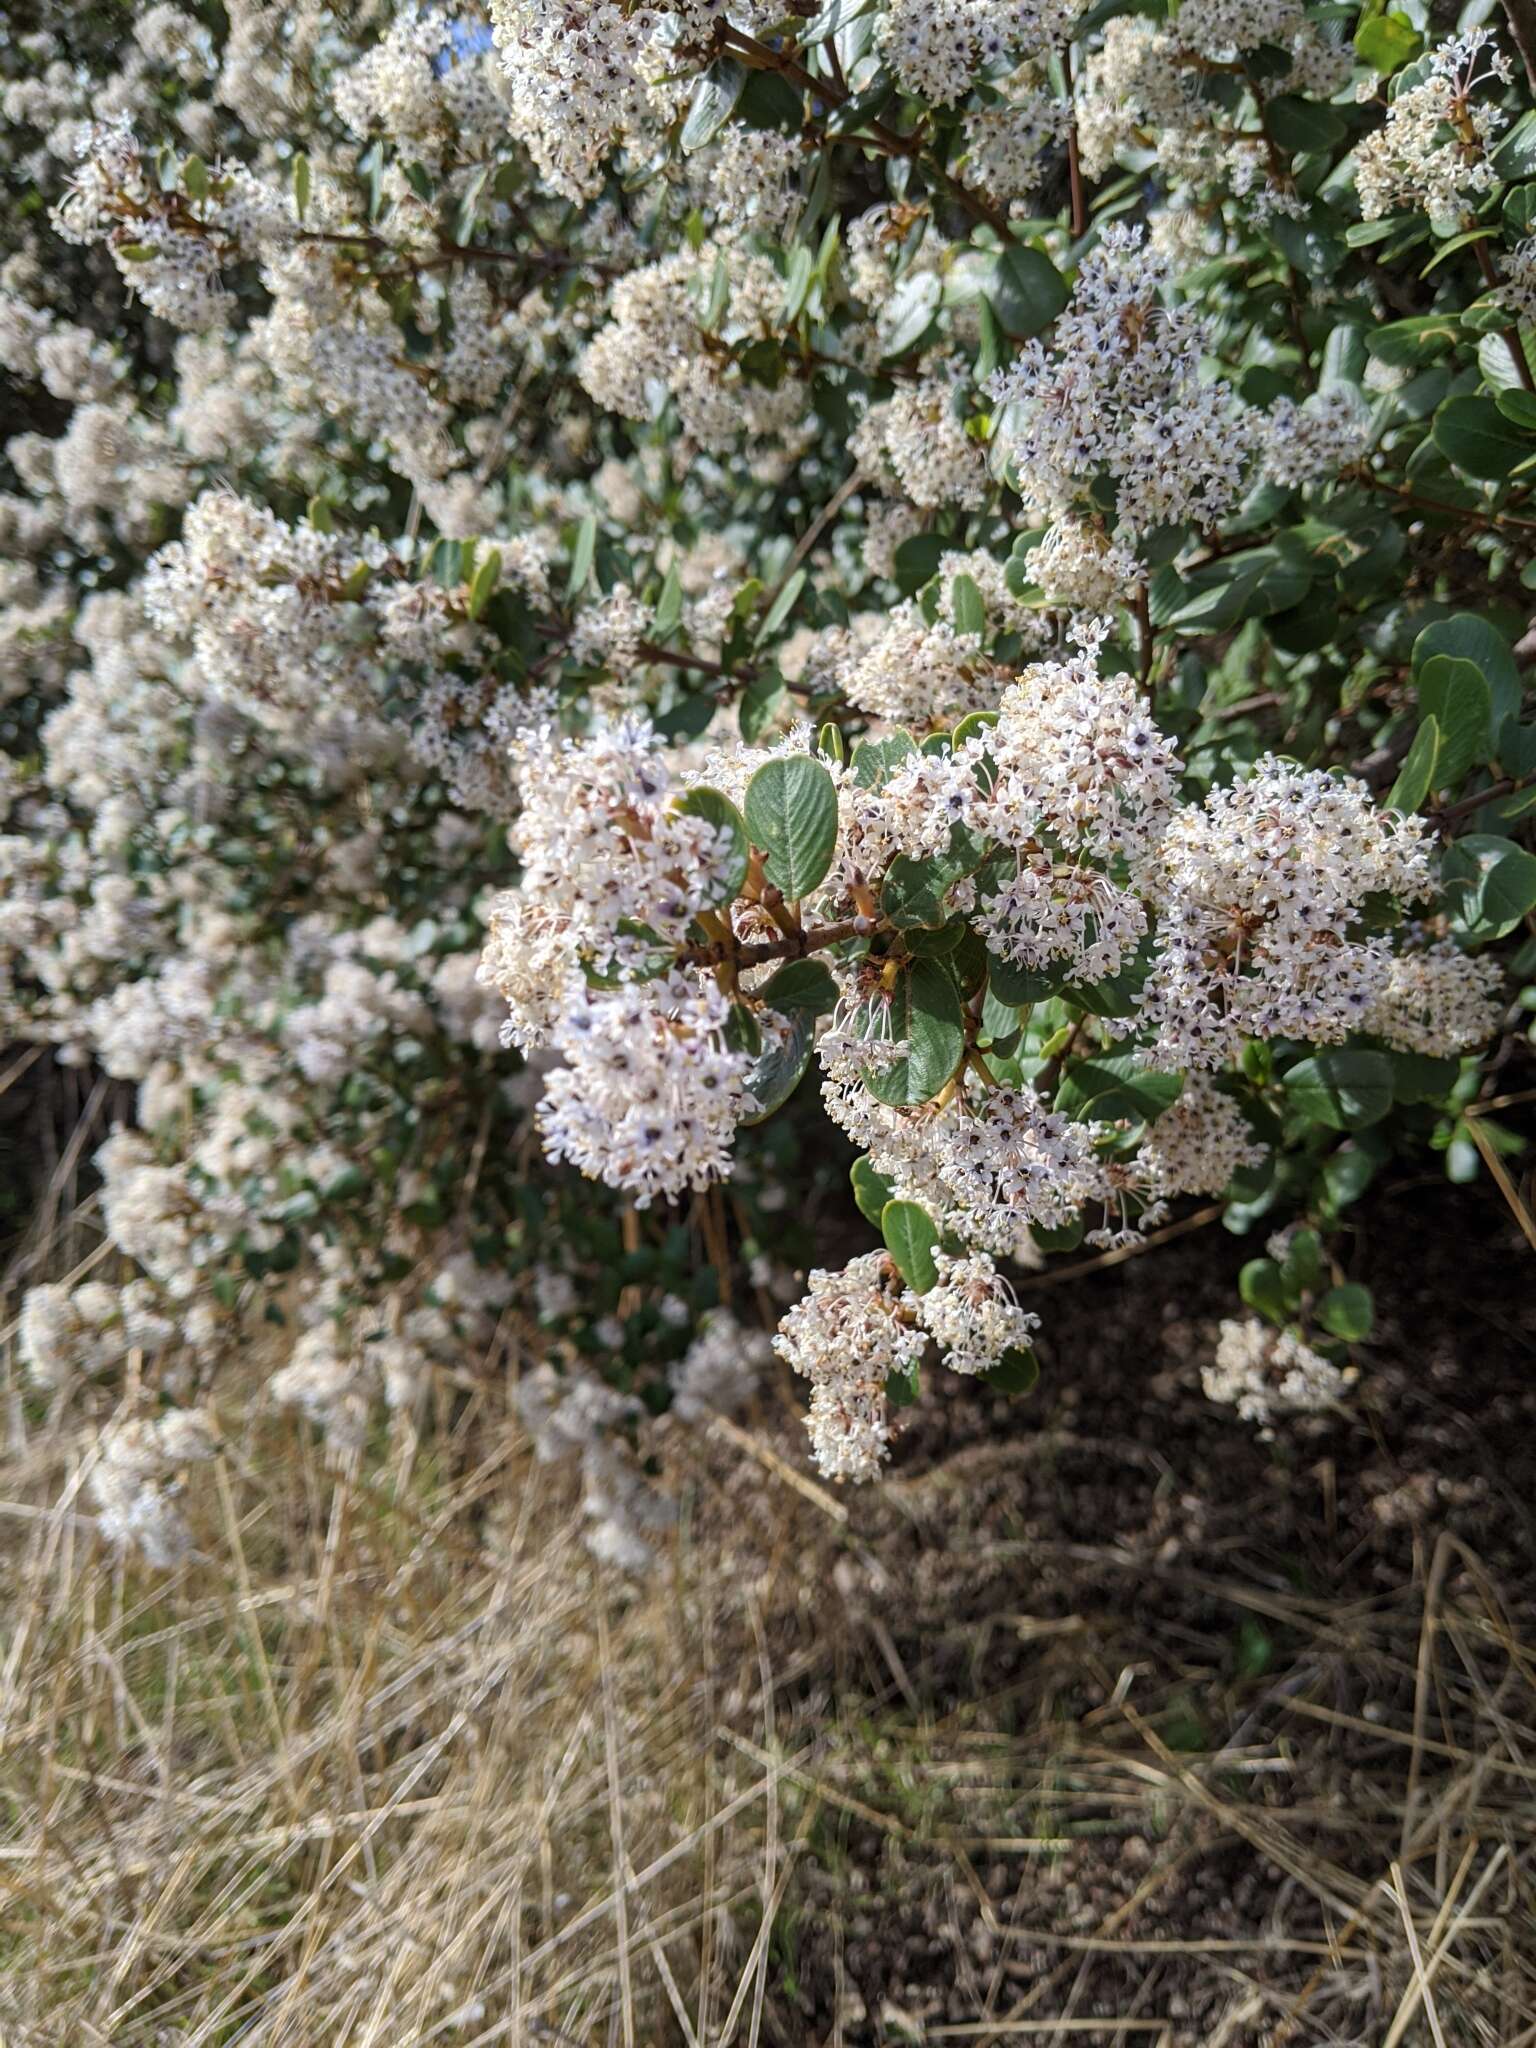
left=681, top=1175, right=1536, bottom=2045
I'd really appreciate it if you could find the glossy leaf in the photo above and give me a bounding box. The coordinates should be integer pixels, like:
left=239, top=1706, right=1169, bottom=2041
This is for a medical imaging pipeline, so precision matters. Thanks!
left=744, top=755, right=839, bottom=901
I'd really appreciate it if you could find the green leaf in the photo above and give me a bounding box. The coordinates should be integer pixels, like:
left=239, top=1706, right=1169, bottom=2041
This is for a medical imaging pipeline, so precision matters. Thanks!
left=1317, top=1282, right=1373, bottom=1341
left=1283, top=1049, right=1396, bottom=1129
left=880, top=271, right=942, bottom=357
left=453, top=165, right=491, bottom=247
left=881, top=1199, right=939, bottom=1293
left=950, top=572, right=986, bottom=639
left=1479, top=329, right=1536, bottom=391
left=1413, top=614, right=1522, bottom=728
left=905, top=956, right=966, bottom=1099
left=780, top=244, right=816, bottom=325
left=1321, top=322, right=1367, bottom=391
left=567, top=513, right=597, bottom=600
left=758, top=958, right=839, bottom=1017
left=1354, top=9, right=1421, bottom=70
left=1386, top=715, right=1441, bottom=813
left=982, top=1347, right=1040, bottom=1395
left=892, top=532, right=944, bottom=596
left=740, top=1008, right=813, bottom=1122
left=681, top=58, right=747, bottom=150
left=1055, top=1056, right=1182, bottom=1125
left=1239, top=1257, right=1288, bottom=1323
left=734, top=954, right=833, bottom=1117
left=651, top=564, right=683, bottom=640
left=739, top=669, right=789, bottom=742
left=988, top=245, right=1069, bottom=339
left=1388, top=1051, right=1460, bottom=1103
left=1265, top=95, right=1347, bottom=153
left=1498, top=386, right=1536, bottom=434
left=851, top=1155, right=896, bottom=1227
left=850, top=729, right=918, bottom=788
left=1365, top=314, right=1461, bottom=366
left=744, top=755, right=839, bottom=901
left=886, top=1362, right=921, bottom=1407
left=292, top=154, right=311, bottom=220
left=756, top=568, right=806, bottom=644
left=466, top=546, right=501, bottom=621
left=1421, top=227, right=1498, bottom=279
left=1495, top=108, right=1536, bottom=179
left=1443, top=832, right=1536, bottom=937
left=882, top=853, right=956, bottom=929
left=182, top=153, right=209, bottom=201
left=1432, top=395, right=1527, bottom=481
left=725, top=1001, right=762, bottom=1057
left=1415, top=656, right=1491, bottom=786
left=1164, top=546, right=1311, bottom=632
left=673, top=786, right=751, bottom=904
left=1280, top=1227, right=1324, bottom=1297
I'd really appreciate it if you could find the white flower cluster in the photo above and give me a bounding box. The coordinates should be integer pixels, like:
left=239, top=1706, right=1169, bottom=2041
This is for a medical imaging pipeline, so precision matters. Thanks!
left=490, top=0, right=774, bottom=202
left=20, top=1279, right=177, bottom=1391
left=1204, top=1319, right=1354, bottom=1430
left=1137, top=758, right=1436, bottom=1070
left=579, top=244, right=813, bottom=462
left=1139, top=1076, right=1265, bottom=1199
left=1498, top=236, right=1536, bottom=326
left=90, top=1408, right=220, bottom=1567
left=961, top=86, right=1070, bottom=209
left=975, top=626, right=1181, bottom=982
left=877, top=0, right=1083, bottom=105
left=918, top=1249, right=1040, bottom=1375
left=479, top=718, right=762, bottom=1203
left=1076, top=0, right=1349, bottom=202
left=52, top=115, right=287, bottom=330
left=333, top=8, right=510, bottom=166
left=141, top=491, right=391, bottom=727
left=1264, top=390, right=1374, bottom=489
left=775, top=1246, right=1036, bottom=1478
left=852, top=360, right=991, bottom=510
left=1365, top=936, right=1505, bottom=1056
left=990, top=226, right=1262, bottom=538
left=537, top=972, right=760, bottom=1207
left=1356, top=32, right=1513, bottom=225
left=1026, top=519, right=1143, bottom=613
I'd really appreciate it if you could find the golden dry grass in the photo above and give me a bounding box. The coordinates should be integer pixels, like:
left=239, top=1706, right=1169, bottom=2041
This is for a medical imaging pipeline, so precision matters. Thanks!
left=1, top=1223, right=1534, bottom=2043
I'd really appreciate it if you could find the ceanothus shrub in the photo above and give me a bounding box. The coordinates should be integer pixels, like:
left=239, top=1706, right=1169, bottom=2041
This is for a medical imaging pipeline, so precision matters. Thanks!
left=1, top=0, right=1533, bottom=1539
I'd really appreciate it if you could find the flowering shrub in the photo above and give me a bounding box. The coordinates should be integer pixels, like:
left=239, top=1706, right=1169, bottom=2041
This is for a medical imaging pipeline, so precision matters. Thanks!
left=2, top=0, right=1534, bottom=1535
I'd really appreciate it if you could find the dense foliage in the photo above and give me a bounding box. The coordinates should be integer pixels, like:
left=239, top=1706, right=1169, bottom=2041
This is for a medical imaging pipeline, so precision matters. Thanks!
left=2, top=0, right=1534, bottom=1546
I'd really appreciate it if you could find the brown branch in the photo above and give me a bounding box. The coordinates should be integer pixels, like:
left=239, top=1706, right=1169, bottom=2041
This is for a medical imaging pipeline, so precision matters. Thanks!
left=760, top=466, right=865, bottom=615
left=1134, top=581, right=1155, bottom=696
left=1061, top=43, right=1087, bottom=239
left=1500, top=0, right=1536, bottom=96
left=683, top=915, right=877, bottom=968
left=1356, top=472, right=1536, bottom=533
left=1433, top=770, right=1536, bottom=831
left=636, top=641, right=748, bottom=681
left=719, top=25, right=1015, bottom=240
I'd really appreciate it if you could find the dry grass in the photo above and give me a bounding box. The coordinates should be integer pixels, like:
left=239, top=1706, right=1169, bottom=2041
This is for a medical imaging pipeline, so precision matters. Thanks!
left=0, top=1369, right=790, bottom=2045
left=1, top=1192, right=1534, bottom=2042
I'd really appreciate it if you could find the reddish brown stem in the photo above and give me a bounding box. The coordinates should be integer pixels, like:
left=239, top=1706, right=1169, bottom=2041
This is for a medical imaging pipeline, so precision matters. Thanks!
left=684, top=915, right=877, bottom=968
left=1434, top=771, right=1536, bottom=830
left=1061, top=44, right=1087, bottom=239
